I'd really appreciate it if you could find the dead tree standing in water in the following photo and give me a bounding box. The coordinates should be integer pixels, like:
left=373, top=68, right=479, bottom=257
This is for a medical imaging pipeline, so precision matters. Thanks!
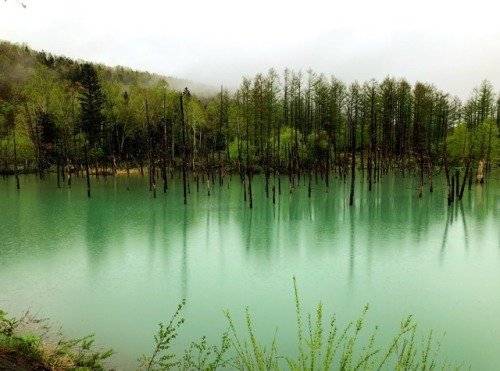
left=180, top=93, right=188, bottom=205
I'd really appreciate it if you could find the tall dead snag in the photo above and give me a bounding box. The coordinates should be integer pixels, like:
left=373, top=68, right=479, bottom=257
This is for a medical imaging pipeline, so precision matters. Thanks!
left=247, top=170, right=253, bottom=209
left=83, top=139, right=91, bottom=197
left=56, top=143, right=61, bottom=188
left=162, top=94, right=168, bottom=193
left=246, top=117, right=253, bottom=208
left=365, top=80, right=377, bottom=192
left=348, top=82, right=359, bottom=206
left=218, top=85, right=223, bottom=187
left=180, top=94, right=187, bottom=205
left=145, top=99, right=156, bottom=198
left=458, top=160, right=471, bottom=200
left=13, top=127, right=19, bottom=190
left=418, top=149, right=424, bottom=198
left=444, top=167, right=452, bottom=205
left=308, top=171, right=312, bottom=198
left=349, top=140, right=356, bottom=206
left=66, top=160, right=72, bottom=187
left=450, top=175, right=455, bottom=203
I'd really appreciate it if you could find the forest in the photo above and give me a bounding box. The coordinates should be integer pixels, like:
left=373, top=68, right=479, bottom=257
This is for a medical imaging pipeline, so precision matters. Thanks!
left=1, top=40, right=499, bottom=205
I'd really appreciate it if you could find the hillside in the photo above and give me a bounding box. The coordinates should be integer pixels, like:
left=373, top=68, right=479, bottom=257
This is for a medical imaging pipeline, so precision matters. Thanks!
left=0, top=40, right=218, bottom=100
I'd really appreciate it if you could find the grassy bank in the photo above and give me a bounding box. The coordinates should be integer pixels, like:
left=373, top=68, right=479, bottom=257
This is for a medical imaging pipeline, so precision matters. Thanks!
left=0, top=310, right=113, bottom=370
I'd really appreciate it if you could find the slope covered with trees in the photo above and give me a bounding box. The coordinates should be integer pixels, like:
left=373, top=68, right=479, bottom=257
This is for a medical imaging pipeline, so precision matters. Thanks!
left=1, top=41, right=498, bottom=202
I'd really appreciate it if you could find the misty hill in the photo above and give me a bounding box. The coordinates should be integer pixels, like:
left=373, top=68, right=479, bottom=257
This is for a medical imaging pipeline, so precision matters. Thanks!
left=0, top=40, right=219, bottom=101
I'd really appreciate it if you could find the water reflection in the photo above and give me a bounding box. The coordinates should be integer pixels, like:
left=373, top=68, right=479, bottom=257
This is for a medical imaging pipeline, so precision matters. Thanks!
left=1, top=173, right=499, bottom=370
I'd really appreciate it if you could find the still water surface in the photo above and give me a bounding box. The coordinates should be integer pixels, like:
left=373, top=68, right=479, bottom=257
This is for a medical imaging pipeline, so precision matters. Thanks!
left=1, top=173, right=499, bottom=369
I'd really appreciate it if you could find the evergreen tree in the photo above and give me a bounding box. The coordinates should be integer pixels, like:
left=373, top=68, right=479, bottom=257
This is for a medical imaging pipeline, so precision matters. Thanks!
left=78, top=63, right=105, bottom=149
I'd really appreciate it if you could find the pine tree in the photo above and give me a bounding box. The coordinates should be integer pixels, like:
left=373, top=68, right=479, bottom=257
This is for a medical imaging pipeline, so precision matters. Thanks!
left=78, top=63, right=105, bottom=196
left=78, top=63, right=105, bottom=149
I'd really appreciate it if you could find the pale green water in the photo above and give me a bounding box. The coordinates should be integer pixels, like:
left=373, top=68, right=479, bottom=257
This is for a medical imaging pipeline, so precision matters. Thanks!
left=1, top=173, right=499, bottom=369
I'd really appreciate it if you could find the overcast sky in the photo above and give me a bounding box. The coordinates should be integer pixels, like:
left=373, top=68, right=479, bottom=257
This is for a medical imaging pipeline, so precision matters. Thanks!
left=1, top=0, right=499, bottom=99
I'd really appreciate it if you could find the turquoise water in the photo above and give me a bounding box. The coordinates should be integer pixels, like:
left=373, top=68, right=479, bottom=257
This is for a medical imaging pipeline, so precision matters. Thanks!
left=0, top=172, right=499, bottom=369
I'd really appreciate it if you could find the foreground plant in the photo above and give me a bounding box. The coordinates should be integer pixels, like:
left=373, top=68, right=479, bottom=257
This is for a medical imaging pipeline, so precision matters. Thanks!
left=141, top=278, right=465, bottom=370
left=138, top=300, right=186, bottom=370
left=224, top=308, right=279, bottom=370
left=0, top=309, right=114, bottom=370
left=138, top=299, right=232, bottom=371
left=222, top=277, right=463, bottom=370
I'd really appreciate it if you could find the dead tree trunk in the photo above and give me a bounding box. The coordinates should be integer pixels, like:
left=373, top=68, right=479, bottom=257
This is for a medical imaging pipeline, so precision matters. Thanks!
left=418, top=149, right=424, bottom=198
left=13, top=128, right=19, bottom=190
left=458, top=161, right=470, bottom=200
left=180, top=94, right=187, bottom=205
left=84, top=140, right=91, bottom=197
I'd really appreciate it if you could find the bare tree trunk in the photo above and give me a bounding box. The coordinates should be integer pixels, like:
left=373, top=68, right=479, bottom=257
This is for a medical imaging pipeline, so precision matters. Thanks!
left=427, top=161, right=433, bottom=193
left=145, top=100, right=156, bottom=198
left=66, top=161, right=72, bottom=187
left=84, top=140, right=91, bottom=197
left=445, top=167, right=452, bottom=205
left=56, top=145, right=61, bottom=189
left=247, top=170, right=253, bottom=209
left=13, top=128, right=20, bottom=190
left=180, top=94, right=187, bottom=205
left=126, top=153, right=130, bottom=191
left=458, top=161, right=470, bottom=200
left=162, top=94, right=168, bottom=193
left=418, top=149, right=424, bottom=198
left=308, top=171, right=312, bottom=198
left=450, top=175, right=455, bottom=203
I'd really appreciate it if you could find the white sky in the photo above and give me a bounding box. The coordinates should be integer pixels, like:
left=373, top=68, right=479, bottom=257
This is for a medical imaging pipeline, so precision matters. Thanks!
left=1, top=0, right=500, bottom=99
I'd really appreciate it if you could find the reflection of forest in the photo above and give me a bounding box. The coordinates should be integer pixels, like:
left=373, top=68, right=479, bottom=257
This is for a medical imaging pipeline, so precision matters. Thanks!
left=1, top=172, right=498, bottom=286
left=2, top=173, right=500, bottom=371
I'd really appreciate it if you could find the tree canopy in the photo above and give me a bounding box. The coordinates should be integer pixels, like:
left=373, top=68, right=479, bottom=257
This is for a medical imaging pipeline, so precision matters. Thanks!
left=0, top=41, right=499, bottom=185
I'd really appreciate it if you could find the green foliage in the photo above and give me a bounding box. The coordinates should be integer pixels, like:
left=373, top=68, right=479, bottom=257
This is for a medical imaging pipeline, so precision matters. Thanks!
left=305, top=130, right=329, bottom=165
left=52, top=333, right=114, bottom=370
left=471, top=119, right=499, bottom=160
left=140, top=299, right=232, bottom=371
left=138, top=299, right=186, bottom=371
left=222, top=277, right=462, bottom=370
left=224, top=308, right=279, bottom=370
left=281, top=278, right=380, bottom=371
left=181, top=332, right=232, bottom=370
left=79, top=63, right=106, bottom=146
left=447, top=120, right=500, bottom=165
left=3, top=40, right=500, bottom=175
left=268, top=126, right=302, bottom=167
left=446, top=123, right=469, bottom=163
left=229, top=139, right=257, bottom=165
left=0, top=309, right=21, bottom=336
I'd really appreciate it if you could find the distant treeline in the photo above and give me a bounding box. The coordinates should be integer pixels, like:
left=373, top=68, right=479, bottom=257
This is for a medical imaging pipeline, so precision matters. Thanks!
left=0, top=41, right=498, bottom=198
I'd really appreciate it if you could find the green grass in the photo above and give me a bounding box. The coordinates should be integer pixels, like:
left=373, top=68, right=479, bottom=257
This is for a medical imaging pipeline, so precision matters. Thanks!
left=0, top=309, right=114, bottom=370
